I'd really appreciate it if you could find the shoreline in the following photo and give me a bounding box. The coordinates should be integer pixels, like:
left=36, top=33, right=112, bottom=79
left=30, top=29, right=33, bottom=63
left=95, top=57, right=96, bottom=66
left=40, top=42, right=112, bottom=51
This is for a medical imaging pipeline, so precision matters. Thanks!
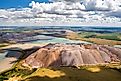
left=0, top=57, right=17, bottom=73
left=0, top=43, right=48, bottom=50
left=0, top=43, right=48, bottom=73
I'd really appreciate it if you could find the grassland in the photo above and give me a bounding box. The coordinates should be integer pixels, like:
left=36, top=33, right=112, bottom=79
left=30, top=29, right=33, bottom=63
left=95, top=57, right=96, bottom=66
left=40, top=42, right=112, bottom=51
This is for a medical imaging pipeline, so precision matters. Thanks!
left=0, top=44, right=9, bottom=48
left=0, top=64, right=121, bottom=81
left=79, top=32, right=121, bottom=41
left=25, top=67, right=121, bottom=81
left=66, top=32, right=121, bottom=45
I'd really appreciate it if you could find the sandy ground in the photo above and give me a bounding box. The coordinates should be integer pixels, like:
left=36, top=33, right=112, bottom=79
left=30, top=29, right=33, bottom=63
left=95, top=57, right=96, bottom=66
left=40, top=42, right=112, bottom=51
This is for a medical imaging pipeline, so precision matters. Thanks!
left=1, top=43, right=48, bottom=50
left=0, top=57, right=17, bottom=73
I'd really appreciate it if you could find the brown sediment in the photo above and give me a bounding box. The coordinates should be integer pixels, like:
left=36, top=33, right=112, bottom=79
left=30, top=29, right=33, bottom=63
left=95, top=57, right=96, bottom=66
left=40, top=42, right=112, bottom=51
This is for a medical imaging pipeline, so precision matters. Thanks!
left=22, top=44, right=121, bottom=68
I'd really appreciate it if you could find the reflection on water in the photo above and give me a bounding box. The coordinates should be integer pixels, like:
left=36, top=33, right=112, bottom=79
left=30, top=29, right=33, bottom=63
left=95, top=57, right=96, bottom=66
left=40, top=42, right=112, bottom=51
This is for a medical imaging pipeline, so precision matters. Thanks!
left=0, top=51, right=8, bottom=60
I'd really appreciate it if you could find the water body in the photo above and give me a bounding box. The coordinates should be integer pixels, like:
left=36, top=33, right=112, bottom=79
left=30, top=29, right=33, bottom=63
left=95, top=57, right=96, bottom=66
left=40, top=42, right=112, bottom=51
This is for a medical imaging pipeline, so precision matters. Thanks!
left=0, top=51, right=8, bottom=60
left=0, top=26, right=121, bottom=60
left=1, top=26, right=121, bottom=33
left=31, top=35, right=90, bottom=44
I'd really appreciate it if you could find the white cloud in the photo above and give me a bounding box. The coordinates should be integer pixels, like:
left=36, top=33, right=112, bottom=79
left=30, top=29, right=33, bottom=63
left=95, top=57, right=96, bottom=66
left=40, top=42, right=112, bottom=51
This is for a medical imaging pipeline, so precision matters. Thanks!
left=49, top=0, right=81, bottom=3
left=0, top=0, right=121, bottom=26
left=106, top=9, right=121, bottom=18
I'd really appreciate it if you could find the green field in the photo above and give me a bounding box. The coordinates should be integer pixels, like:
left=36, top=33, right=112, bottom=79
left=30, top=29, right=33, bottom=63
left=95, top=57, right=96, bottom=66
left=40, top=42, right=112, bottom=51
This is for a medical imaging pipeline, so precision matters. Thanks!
left=74, top=32, right=121, bottom=45
left=0, top=65, right=121, bottom=81
left=78, top=32, right=121, bottom=41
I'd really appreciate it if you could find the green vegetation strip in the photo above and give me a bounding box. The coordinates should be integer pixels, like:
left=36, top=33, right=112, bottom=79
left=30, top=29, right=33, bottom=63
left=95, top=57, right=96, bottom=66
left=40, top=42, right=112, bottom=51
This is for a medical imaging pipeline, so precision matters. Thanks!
left=0, top=65, right=121, bottom=81
left=79, top=32, right=121, bottom=41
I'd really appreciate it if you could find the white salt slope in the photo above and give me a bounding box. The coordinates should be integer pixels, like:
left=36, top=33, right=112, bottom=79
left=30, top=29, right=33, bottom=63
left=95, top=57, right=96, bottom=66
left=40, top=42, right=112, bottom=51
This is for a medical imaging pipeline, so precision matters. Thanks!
left=23, top=44, right=121, bottom=68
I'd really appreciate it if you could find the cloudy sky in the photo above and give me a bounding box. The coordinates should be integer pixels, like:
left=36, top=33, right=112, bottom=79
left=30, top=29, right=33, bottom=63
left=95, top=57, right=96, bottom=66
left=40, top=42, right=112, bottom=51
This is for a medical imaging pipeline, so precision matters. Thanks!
left=1, top=0, right=121, bottom=26
left=0, top=0, right=49, bottom=8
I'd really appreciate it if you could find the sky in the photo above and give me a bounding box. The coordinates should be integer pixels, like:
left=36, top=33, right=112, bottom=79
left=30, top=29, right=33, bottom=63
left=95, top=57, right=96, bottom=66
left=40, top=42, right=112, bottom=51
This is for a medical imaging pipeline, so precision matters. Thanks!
left=0, top=0, right=121, bottom=26
left=0, top=0, right=49, bottom=8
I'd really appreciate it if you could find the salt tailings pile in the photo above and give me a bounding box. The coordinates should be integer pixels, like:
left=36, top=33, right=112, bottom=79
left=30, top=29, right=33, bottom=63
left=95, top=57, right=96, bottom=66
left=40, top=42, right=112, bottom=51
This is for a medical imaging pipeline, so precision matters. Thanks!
left=22, top=44, right=121, bottom=68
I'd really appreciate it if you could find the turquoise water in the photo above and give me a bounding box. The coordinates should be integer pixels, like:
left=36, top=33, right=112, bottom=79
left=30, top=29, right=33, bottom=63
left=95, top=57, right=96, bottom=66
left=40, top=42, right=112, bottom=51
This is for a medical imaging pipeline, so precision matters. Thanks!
left=0, top=35, right=90, bottom=61
left=31, top=35, right=90, bottom=44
